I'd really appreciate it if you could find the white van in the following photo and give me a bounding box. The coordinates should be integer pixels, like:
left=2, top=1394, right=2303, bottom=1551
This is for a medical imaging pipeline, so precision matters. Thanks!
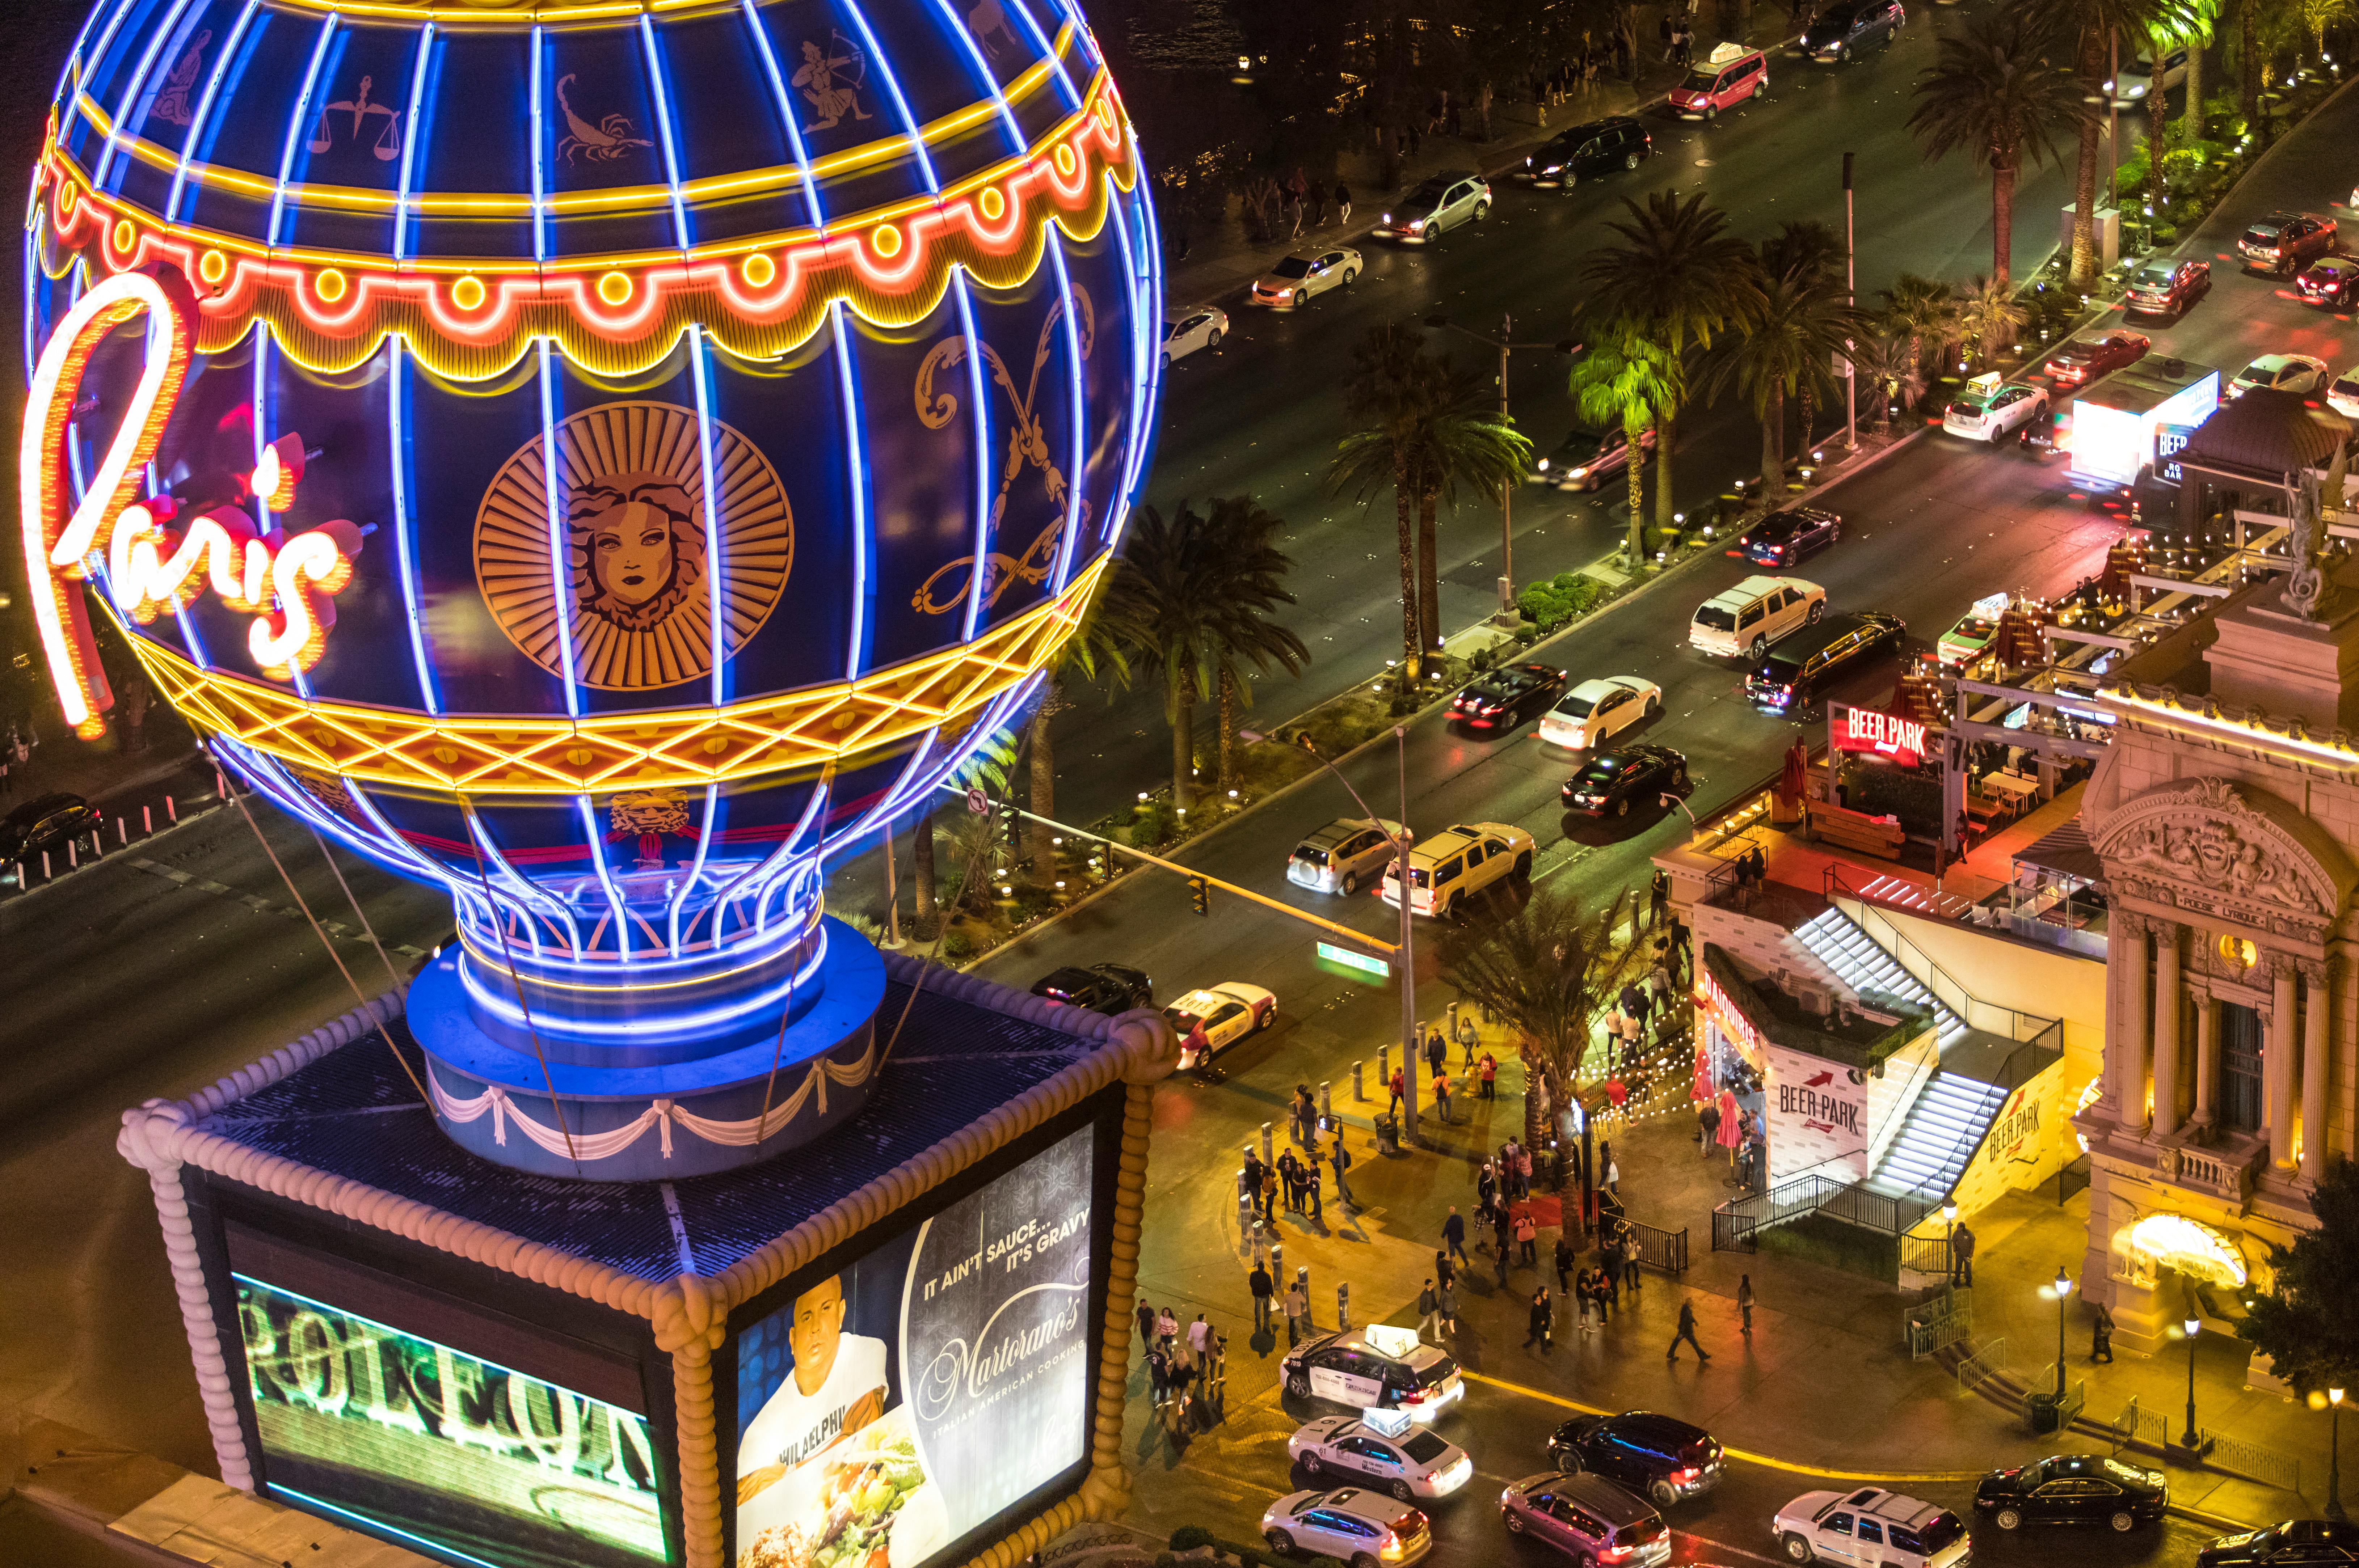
left=1689, top=574, right=1826, bottom=660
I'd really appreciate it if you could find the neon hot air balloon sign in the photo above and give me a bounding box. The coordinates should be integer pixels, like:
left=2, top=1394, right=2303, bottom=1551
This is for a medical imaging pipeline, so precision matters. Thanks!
left=21, top=268, right=364, bottom=737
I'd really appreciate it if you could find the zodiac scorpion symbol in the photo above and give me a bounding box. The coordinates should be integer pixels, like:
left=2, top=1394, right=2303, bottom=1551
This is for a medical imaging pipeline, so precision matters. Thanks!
left=555, top=74, right=652, bottom=164
left=910, top=288, right=1096, bottom=617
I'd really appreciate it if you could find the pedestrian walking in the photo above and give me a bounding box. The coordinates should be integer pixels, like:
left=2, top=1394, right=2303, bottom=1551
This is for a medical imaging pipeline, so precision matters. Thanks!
left=1259, top=1163, right=1280, bottom=1223
left=1525, top=1288, right=1554, bottom=1351
left=1515, top=1210, right=1539, bottom=1265
left=1478, top=1161, right=1499, bottom=1215
left=1334, top=181, right=1352, bottom=224
left=1277, top=1149, right=1302, bottom=1212
left=1667, top=1298, right=1710, bottom=1363
left=1243, top=1147, right=1266, bottom=1203
left=1588, top=1264, right=1612, bottom=1326
left=1494, top=1233, right=1511, bottom=1286
left=1137, top=1299, right=1158, bottom=1348
left=1432, top=1070, right=1453, bottom=1125
left=1249, top=1262, right=1275, bottom=1332
left=1188, top=1314, right=1212, bottom=1362
left=1330, top=1137, right=1355, bottom=1207
left=1169, top=1336, right=1196, bottom=1402
left=1649, top=868, right=1670, bottom=927
left=1284, top=1281, right=1308, bottom=1346
left=1737, top=1274, right=1755, bottom=1336
left=1479, top=1052, right=1497, bottom=1099
left=1491, top=1205, right=1512, bottom=1260
left=1442, top=1207, right=1469, bottom=1264
left=2091, top=1302, right=2115, bottom=1363
left=1146, top=1343, right=1172, bottom=1404
left=1438, top=1278, right=1461, bottom=1334
left=1698, top=1095, right=1721, bottom=1155
left=1305, top=1161, right=1323, bottom=1222
left=1388, top=1067, right=1406, bottom=1117
left=1425, top=1029, right=1447, bottom=1080
left=1622, top=1233, right=1643, bottom=1296
left=1156, top=1308, right=1179, bottom=1352
left=1292, top=1084, right=1317, bottom=1145
left=1554, top=1234, right=1575, bottom=1292
left=1435, top=1248, right=1456, bottom=1290
left=1456, top=1005, right=1480, bottom=1057
left=1950, top=1221, right=1976, bottom=1287
left=1606, top=1151, right=1621, bottom=1195
left=1617, top=1008, right=1643, bottom=1064
left=1418, top=1279, right=1441, bottom=1341
left=1600, top=1241, right=1623, bottom=1305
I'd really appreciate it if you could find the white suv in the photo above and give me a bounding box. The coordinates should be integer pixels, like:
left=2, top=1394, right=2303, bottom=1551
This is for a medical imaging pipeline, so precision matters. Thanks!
left=1379, top=822, right=1534, bottom=918
left=1690, top=574, right=1826, bottom=660
left=1774, top=1486, right=1970, bottom=1568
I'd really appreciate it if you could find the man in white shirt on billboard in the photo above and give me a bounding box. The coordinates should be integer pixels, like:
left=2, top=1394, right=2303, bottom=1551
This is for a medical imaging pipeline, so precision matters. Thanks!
left=736, top=1272, right=890, bottom=1503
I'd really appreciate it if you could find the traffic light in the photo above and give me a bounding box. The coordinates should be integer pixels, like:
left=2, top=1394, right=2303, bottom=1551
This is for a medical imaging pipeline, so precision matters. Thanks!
left=1187, top=874, right=1210, bottom=917
left=1000, top=800, right=1021, bottom=848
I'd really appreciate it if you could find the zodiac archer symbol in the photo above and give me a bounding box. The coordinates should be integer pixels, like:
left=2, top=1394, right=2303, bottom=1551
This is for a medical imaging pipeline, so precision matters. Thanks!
left=910, top=288, right=1096, bottom=617
left=151, top=30, right=210, bottom=126
left=555, top=74, right=652, bottom=165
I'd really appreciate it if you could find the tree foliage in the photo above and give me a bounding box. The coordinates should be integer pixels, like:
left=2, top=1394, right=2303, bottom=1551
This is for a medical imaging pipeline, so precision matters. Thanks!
left=1908, top=9, right=2081, bottom=289
left=2238, top=1159, right=2359, bottom=1392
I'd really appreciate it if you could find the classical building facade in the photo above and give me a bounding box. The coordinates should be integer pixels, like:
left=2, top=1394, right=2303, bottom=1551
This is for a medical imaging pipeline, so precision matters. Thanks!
left=2081, top=575, right=2359, bottom=1359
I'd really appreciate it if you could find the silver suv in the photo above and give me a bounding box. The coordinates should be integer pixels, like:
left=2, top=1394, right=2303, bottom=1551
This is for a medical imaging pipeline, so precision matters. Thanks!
left=1379, top=172, right=1492, bottom=242
left=1287, top=817, right=1405, bottom=897
left=1262, top=1487, right=1433, bottom=1568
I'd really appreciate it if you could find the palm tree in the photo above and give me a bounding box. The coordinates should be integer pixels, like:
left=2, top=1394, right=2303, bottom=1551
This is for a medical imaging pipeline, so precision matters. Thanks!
left=1753, top=221, right=1860, bottom=461
left=1437, top=882, right=1644, bottom=1176
left=1706, top=258, right=1865, bottom=488
left=1406, top=364, right=1532, bottom=663
left=1200, top=495, right=1311, bottom=796
left=2179, top=0, right=2222, bottom=143
left=1879, top=273, right=1959, bottom=398
left=2016, top=0, right=2182, bottom=287
left=1908, top=9, right=2082, bottom=294
left=911, top=728, right=1018, bottom=930
left=1566, top=321, right=1685, bottom=566
left=1956, top=274, right=2030, bottom=364
left=1105, top=498, right=1305, bottom=812
left=1331, top=323, right=1441, bottom=681
left=1580, top=190, right=1763, bottom=539
left=1023, top=576, right=1133, bottom=883
left=1846, top=331, right=1925, bottom=435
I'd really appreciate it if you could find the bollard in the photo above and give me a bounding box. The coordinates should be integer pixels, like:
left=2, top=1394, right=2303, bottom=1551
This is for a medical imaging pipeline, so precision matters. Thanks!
left=42, top=851, right=52, bottom=880
left=67, top=841, right=76, bottom=868
left=165, top=795, right=177, bottom=821
left=90, top=832, right=102, bottom=858
left=117, top=817, right=127, bottom=845
left=215, top=768, right=227, bottom=798
left=1353, top=1060, right=1365, bottom=1101
left=1260, top=1121, right=1273, bottom=1166
left=142, top=805, right=153, bottom=834
left=1378, top=1044, right=1389, bottom=1087
left=1318, top=1081, right=1331, bottom=1129
left=1337, top=1282, right=1351, bottom=1331
left=1295, top=1264, right=1311, bottom=1320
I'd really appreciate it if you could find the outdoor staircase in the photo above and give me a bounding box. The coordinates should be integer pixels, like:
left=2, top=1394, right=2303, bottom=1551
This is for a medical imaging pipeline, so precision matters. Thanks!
left=1864, top=1072, right=2010, bottom=1199
left=1793, top=908, right=1968, bottom=1049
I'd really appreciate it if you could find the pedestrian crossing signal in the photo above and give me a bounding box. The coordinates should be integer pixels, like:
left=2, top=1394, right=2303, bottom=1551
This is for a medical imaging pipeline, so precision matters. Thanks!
left=1187, top=874, right=1210, bottom=917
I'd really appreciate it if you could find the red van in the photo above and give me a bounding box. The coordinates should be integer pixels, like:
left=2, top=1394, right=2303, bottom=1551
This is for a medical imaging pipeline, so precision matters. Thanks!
left=1669, top=43, right=1768, bottom=118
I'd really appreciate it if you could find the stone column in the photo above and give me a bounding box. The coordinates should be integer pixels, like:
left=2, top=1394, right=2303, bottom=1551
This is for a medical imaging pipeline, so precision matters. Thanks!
left=2113, top=913, right=2152, bottom=1131
left=2152, top=922, right=2184, bottom=1138
left=2302, top=958, right=2333, bottom=1183
left=2268, top=953, right=2300, bottom=1171
left=2190, top=982, right=2217, bottom=1133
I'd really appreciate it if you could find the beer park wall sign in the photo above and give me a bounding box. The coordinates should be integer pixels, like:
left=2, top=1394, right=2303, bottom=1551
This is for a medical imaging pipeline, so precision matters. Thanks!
left=1836, top=705, right=1928, bottom=769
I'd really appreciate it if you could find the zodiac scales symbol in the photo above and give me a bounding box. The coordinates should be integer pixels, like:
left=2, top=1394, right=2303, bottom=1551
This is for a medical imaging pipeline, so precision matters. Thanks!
left=909, top=288, right=1096, bottom=617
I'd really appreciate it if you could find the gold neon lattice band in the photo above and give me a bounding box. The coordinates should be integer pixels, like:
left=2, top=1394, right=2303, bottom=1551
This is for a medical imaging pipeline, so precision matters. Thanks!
left=123, top=553, right=1108, bottom=796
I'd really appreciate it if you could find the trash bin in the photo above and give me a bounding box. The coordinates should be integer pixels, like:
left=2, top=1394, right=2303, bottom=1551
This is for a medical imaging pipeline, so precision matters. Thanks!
left=1374, top=1113, right=1400, bottom=1156
left=2026, top=1391, right=2063, bottom=1434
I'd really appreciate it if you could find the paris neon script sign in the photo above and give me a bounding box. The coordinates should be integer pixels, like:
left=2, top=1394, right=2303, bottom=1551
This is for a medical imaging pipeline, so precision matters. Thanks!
left=21, top=269, right=364, bottom=737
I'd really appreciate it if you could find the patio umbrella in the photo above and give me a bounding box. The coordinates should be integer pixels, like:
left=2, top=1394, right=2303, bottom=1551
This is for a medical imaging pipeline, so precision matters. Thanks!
left=1775, top=738, right=1808, bottom=810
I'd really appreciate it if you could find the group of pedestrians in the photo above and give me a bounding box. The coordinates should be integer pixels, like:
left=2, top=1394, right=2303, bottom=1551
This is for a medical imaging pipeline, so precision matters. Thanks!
left=1246, top=1259, right=1314, bottom=1345
left=1241, top=1136, right=1355, bottom=1225
left=1137, top=1302, right=1225, bottom=1407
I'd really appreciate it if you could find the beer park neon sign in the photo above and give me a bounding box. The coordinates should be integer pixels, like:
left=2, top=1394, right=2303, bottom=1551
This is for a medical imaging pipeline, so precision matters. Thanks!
left=1837, top=706, right=1928, bottom=769
left=22, top=269, right=363, bottom=738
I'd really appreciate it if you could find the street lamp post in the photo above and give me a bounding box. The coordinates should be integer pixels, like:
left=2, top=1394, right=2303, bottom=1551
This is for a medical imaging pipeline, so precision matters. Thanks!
left=2331, top=1387, right=2348, bottom=1522
left=1426, top=314, right=1579, bottom=618
left=2182, top=1316, right=2202, bottom=1450
left=2053, top=1266, right=2072, bottom=1400
left=1244, top=726, right=1419, bottom=1145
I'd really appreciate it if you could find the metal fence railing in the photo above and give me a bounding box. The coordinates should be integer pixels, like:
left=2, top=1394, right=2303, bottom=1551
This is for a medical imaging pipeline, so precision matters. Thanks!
left=1907, top=1293, right=1972, bottom=1360
left=1903, top=1234, right=1955, bottom=1279
left=2027, top=1374, right=2085, bottom=1435
left=2203, top=1432, right=2302, bottom=1494
left=2109, top=1398, right=2171, bottom=1455
left=1956, top=1337, right=2007, bottom=1392
left=1626, top=1219, right=1689, bottom=1275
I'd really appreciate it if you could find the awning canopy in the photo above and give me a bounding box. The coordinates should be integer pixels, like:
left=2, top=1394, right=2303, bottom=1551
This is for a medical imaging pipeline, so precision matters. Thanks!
left=2173, top=388, right=2351, bottom=487
left=2014, top=819, right=2103, bottom=883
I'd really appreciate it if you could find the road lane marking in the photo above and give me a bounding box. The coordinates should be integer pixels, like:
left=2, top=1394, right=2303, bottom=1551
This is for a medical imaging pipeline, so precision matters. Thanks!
left=128, top=856, right=428, bottom=958
left=1677, top=1531, right=1784, bottom=1566
left=1458, top=1370, right=1985, bottom=1483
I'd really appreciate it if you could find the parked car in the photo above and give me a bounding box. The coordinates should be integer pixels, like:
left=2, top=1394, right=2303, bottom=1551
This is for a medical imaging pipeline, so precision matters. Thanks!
left=1288, top=1416, right=1474, bottom=1500
left=2329, top=367, right=2359, bottom=420
left=1942, top=380, right=2049, bottom=443
left=1538, top=676, right=1661, bottom=751
left=2240, top=211, right=2336, bottom=274
left=2124, top=256, right=2211, bottom=316
left=1774, top=1487, right=1970, bottom=1568
left=0, top=791, right=101, bottom=863
left=1379, top=822, right=1536, bottom=919
left=1535, top=423, right=1654, bottom=489
left=1522, top=116, right=1651, bottom=186
left=1670, top=42, right=1768, bottom=117
left=1802, top=0, right=1904, bottom=61
left=2229, top=352, right=2330, bottom=398
left=1744, top=611, right=1907, bottom=715
left=1545, top=1411, right=1724, bottom=1508
left=2046, top=329, right=2150, bottom=389
left=1162, top=306, right=1229, bottom=365
left=1281, top=1326, right=1465, bottom=1421
left=2298, top=255, right=2359, bottom=307
left=1378, top=172, right=1491, bottom=241
left=1251, top=248, right=1362, bottom=308
left=1287, top=817, right=1405, bottom=897
left=1500, top=1472, right=1672, bottom=1566
left=2107, top=45, right=2187, bottom=103
left=1261, top=1488, right=1432, bottom=1568
left=1029, top=963, right=1151, bottom=1014
left=1164, top=982, right=1275, bottom=1069
left=1561, top=744, right=1690, bottom=818
left=1689, top=574, right=1826, bottom=659
left=2198, top=1519, right=2359, bottom=1567
left=1732, top=506, right=1842, bottom=565
left=1450, top=661, right=1567, bottom=733
left=1975, top=1454, right=2166, bottom=1532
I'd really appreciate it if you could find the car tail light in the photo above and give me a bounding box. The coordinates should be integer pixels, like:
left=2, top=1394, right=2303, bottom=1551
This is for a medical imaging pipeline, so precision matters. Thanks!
left=1673, top=1466, right=1699, bottom=1482
left=1601, top=1547, right=1631, bottom=1563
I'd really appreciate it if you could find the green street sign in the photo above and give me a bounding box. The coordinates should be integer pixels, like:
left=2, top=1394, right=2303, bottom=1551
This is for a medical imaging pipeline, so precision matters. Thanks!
left=1316, top=941, right=1391, bottom=980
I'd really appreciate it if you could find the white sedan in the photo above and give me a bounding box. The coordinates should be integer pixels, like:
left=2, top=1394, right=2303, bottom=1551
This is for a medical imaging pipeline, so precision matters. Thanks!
left=1538, top=676, right=1661, bottom=751
left=2330, top=367, right=2359, bottom=420
left=1250, top=246, right=1362, bottom=308
left=2229, top=352, right=2330, bottom=398
left=1164, top=982, right=1275, bottom=1069
left=1162, top=306, right=1229, bottom=366
left=1289, top=1415, right=1474, bottom=1501
left=1942, top=380, right=2048, bottom=443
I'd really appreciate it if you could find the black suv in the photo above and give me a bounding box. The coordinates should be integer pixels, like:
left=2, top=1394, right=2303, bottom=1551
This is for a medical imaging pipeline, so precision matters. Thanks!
left=0, top=791, right=101, bottom=863
left=1562, top=744, right=1689, bottom=818
left=2240, top=211, right=2336, bottom=274
left=1802, top=0, right=1904, bottom=61
left=1975, top=1453, right=2166, bottom=1532
left=1452, top=662, right=1567, bottom=734
left=1524, top=117, right=1650, bottom=186
left=1547, top=1411, right=1724, bottom=1508
left=2200, top=1519, right=2359, bottom=1567
left=2124, top=257, right=2210, bottom=316
left=1030, top=963, right=1152, bottom=1014
left=1744, top=611, right=1905, bottom=714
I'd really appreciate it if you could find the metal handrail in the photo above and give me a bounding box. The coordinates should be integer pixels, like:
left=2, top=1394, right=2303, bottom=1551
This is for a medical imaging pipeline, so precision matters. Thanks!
left=1825, top=866, right=2054, bottom=1041
left=1879, top=1023, right=2067, bottom=1213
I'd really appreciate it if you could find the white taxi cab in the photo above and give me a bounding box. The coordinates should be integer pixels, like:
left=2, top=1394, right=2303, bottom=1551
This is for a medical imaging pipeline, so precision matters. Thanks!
left=1281, top=1326, right=1465, bottom=1423
left=1164, top=982, right=1275, bottom=1069
left=1289, top=1412, right=1474, bottom=1500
